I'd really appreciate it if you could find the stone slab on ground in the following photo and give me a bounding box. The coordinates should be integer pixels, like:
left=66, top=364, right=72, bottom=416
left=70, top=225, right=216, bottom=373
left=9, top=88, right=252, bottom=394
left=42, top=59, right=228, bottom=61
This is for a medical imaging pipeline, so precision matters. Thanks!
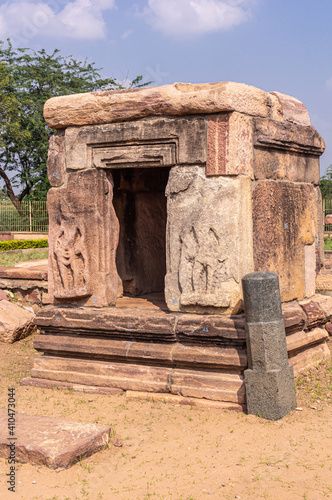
left=0, top=262, right=48, bottom=281
left=0, top=411, right=111, bottom=469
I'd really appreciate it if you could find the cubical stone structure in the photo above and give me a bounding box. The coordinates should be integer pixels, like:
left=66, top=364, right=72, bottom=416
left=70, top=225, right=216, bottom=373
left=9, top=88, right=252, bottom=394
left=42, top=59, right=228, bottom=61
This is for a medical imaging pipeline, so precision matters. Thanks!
left=22, top=82, right=332, bottom=412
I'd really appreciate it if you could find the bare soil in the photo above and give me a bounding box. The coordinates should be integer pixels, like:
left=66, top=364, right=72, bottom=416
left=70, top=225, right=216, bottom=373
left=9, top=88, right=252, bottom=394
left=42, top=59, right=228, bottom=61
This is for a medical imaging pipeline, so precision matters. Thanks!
left=1, top=331, right=332, bottom=500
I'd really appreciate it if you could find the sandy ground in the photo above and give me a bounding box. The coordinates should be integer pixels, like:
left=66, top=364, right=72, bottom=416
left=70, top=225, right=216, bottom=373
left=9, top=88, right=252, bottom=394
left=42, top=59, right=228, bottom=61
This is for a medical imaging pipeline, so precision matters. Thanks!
left=1, top=332, right=332, bottom=500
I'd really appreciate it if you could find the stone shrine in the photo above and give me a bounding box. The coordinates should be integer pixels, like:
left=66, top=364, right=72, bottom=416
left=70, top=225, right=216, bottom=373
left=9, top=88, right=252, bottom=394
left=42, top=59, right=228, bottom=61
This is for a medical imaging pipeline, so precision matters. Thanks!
left=22, top=82, right=331, bottom=410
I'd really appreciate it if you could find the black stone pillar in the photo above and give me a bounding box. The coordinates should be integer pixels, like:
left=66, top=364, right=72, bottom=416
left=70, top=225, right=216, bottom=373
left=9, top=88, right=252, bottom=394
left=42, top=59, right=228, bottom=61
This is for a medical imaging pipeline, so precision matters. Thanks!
left=242, top=271, right=297, bottom=420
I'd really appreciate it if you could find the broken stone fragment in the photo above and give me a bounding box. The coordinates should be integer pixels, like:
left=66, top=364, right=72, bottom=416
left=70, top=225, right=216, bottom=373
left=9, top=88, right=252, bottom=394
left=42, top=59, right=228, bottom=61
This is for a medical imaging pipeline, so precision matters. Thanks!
left=0, top=300, right=35, bottom=343
left=0, top=411, right=111, bottom=469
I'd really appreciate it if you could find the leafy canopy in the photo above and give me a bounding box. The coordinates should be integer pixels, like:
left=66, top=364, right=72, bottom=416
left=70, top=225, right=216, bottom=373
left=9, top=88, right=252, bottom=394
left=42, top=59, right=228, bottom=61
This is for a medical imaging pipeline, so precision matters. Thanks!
left=0, top=40, right=149, bottom=212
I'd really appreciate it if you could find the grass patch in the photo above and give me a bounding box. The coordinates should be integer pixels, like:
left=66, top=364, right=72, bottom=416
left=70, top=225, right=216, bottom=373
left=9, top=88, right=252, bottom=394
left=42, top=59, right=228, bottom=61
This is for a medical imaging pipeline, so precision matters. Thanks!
left=295, top=344, right=332, bottom=406
left=324, top=238, right=332, bottom=251
left=0, top=249, right=48, bottom=267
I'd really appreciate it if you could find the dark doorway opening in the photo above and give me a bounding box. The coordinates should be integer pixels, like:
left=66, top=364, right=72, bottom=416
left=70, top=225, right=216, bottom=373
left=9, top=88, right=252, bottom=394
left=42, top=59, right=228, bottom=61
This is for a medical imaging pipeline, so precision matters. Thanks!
left=111, top=167, right=170, bottom=297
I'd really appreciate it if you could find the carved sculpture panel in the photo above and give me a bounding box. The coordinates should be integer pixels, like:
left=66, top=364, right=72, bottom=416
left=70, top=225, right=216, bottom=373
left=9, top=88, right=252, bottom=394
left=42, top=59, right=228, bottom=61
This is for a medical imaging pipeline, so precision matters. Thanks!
left=48, top=169, right=119, bottom=307
left=165, top=166, right=254, bottom=314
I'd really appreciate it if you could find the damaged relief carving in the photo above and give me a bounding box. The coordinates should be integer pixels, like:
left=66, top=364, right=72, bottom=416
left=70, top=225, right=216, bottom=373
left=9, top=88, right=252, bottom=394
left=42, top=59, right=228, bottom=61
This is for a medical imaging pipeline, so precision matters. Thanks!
left=165, top=166, right=254, bottom=314
left=48, top=169, right=119, bottom=306
left=53, top=223, right=90, bottom=299
left=179, top=224, right=230, bottom=308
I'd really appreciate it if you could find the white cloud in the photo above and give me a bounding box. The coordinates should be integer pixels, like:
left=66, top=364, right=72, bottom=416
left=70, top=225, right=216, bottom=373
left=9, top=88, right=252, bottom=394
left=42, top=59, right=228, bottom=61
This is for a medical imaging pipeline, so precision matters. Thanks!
left=121, top=29, right=133, bottom=39
left=143, top=0, right=256, bottom=37
left=0, top=0, right=116, bottom=42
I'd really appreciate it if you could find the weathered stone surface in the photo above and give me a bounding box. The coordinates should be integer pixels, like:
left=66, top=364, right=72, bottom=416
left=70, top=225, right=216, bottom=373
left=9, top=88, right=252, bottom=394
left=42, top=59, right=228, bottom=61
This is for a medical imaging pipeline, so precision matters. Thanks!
left=315, top=275, right=332, bottom=296
left=253, top=148, right=320, bottom=184
left=170, top=369, right=245, bottom=403
left=32, top=356, right=174, bottom=392
left=254, top=118, right=324, bottom=156
left=0, top=278, right=48, bottom=292
left=242, top=272, right=297, bottom=420
left=48, top=169, right=119, bottom=307
left=176, top=313, right=246, bottom=345
left=171, top=344, right=247, bottom=369
left=43, top=81, right=307, bottom=129
left=269, top=91, right=311, bottom=126
left=306, top=295, right=332, bottom=321
left=33, top=334, right=246, bottom=369
left=0, top=301, right=35, bottom=343
left=125, top=391, right=245, bottom=411
left=304, top=243, right=316, bottom=297
left=34, top=305, right=177, bottom=342
left=253, top=180, right=317, bottom=302
left=21, top=377, right=123, bottom=395
left=0, top=411, right=110, bottom=469
left=165, top=167, right=254, bottom=314
left=47, top=130, right=66, bottom=187
left=289, top=342, right=331, bottom=375
left=206, top=112, right=253, bottom=177
left=0, top=266, right=47, bottom=281
left=286, top=327, right=328, bottom=354
left=299, top=300, right=326, bottom=329
left=64, top=117, right=208, bottom=171
left=325, top=322, right=332, bottom=335
left=282, top=302, right=307, bottom=333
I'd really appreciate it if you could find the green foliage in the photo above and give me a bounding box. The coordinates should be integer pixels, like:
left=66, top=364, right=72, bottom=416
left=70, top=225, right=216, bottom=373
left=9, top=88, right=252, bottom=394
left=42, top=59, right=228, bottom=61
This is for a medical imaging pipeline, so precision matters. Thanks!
left=0, top=238, right=48, bottom=251
left=324, top=238, right=332, bottom=251
left=320, top=165, right=332, bottom=199
left=0, top=39, right=150, bottom=205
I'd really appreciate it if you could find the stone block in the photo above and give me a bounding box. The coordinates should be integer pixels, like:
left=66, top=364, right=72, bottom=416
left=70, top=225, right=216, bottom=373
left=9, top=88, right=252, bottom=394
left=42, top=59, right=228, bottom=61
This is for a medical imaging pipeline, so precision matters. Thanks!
left=254, top=148, right=320, bottom=184
left=289, top=342, right=331, bottom=375
left=253, top=180, right=317, bottom=301
left=299, top=300, right=326, bottom=329
left=0, top=301, right=35, bottom=343
left=43, top=81, right=295, bottom=129
left=206, top=112, right=253, bottom=177
left=165, top=167, right=254, bottom=314
left=64, top=116, right=208, bottom=171
left=269, top=91, right=311, bottom=126
left=254, top=118, right=324, bottom=158
left=47, top=130, right=66, bottom=187
left=286, top=327, right=328, bottom=354
left=304, top=243, right=316, bottom=297
left=282, top=302, right=307, bottom=333
left=170, top=369, right=245, bottom=403
left=34, top=305, right=177, bottom=342
left=310, top=295, right=332, bottom=321
left=0, top=411, right=111, bottom=469
left=176, top=313, right=246, bottom=346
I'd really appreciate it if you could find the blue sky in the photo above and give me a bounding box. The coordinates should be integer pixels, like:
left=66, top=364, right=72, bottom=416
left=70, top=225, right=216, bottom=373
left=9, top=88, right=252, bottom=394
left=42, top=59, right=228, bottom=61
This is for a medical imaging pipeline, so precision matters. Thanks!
left=1, top=0, right=331, bottom=175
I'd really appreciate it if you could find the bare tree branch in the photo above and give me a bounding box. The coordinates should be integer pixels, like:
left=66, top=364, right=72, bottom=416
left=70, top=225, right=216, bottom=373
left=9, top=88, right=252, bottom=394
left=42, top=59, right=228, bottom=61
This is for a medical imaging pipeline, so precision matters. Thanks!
left=0, top=167, right=23, bottom=214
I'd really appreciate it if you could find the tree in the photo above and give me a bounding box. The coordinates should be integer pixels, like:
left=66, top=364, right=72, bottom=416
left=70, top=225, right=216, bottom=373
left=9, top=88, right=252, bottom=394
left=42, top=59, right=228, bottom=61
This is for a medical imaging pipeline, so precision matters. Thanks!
left=0, top=40, right=149, bottom=213
left=320, top=164, right=332, bottom=199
